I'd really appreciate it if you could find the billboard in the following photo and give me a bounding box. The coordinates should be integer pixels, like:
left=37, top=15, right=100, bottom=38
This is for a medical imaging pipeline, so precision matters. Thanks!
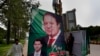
left=28, top=8, right=88, bottom=56
left=28, top=9, right=67, bottom=56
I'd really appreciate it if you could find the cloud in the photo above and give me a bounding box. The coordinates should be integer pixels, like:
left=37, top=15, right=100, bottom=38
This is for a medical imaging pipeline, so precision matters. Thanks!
left=62, top=0, right=92, bottom=27
left=89, top=0, right=100, bottom=26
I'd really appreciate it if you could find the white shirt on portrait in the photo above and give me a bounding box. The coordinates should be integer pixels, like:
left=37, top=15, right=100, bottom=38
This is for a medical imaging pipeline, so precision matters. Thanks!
left=34, top=50, right=41, bottom=56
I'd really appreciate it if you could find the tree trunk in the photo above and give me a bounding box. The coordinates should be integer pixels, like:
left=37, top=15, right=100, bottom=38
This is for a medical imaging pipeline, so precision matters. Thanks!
left=6, top=19, right=10, bottom=44
left=14, top=26, right=17, bottom=39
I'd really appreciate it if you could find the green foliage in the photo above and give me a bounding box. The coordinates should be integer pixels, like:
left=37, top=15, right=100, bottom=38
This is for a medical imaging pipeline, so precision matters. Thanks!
left=0, top=0, right=29, bottom=43
left=80, top=26, right=100, bottom=36
left=0, top=28, right=6, bottom=44
left=80, top=26, right=100, bottom=41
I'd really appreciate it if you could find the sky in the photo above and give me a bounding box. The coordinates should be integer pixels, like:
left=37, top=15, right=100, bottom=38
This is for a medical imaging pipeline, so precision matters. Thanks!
left=0, top=0, right=100, bottom=29
left=38, top=0, right=100, bottom=27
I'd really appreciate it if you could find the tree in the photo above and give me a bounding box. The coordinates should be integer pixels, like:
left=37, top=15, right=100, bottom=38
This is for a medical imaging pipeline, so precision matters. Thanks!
left=0, top=27, right=6, bottom=44
left=1, top=0, right=29, bottom=44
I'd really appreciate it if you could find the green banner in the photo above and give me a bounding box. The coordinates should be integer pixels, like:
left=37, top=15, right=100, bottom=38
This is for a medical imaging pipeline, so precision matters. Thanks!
left=28, top=8, right=67, bottom=56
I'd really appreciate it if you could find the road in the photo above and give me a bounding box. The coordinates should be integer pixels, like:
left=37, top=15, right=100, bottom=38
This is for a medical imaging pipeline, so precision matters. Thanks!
left=87, top=44, right=100, bottom=56
left=23, top=39, right=28, bottom=56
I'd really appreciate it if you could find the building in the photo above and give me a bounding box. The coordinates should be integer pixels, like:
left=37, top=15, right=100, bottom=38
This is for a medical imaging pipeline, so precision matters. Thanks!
left=62, top=9, right=77, bottom=31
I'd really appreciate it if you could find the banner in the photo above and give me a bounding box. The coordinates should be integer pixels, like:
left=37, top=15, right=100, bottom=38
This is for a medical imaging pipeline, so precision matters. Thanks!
left=28, top=8, right=67, bottom=56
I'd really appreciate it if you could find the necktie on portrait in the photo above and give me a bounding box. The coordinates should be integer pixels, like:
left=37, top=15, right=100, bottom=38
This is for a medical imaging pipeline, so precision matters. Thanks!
left=48, top=38, right=55, bottom=47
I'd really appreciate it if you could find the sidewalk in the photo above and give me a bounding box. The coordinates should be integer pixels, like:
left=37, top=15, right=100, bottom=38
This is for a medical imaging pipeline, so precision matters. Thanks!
left=23, top=39, right=28, bottom=56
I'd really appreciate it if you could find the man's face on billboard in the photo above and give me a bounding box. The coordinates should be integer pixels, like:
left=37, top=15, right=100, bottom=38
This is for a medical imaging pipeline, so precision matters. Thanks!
left=34, top=41, right=42, bottom=52
left=43, top=14, right=60, bottom=37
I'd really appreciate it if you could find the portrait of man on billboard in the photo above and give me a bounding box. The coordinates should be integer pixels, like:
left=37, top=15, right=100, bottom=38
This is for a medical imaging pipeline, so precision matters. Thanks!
left=29, top=39, right=47, bottom=56
left=41, top=12, right=67, bottom=56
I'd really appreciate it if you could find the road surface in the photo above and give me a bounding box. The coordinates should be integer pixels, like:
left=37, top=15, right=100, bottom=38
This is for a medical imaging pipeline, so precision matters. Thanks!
left=23, top=39, right=28, bottom=56
left=87, top=44, right=100, bottom=56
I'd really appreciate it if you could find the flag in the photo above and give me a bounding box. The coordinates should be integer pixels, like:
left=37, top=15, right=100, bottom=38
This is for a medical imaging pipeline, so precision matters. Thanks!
left=28, top=9, right=47, bottom=55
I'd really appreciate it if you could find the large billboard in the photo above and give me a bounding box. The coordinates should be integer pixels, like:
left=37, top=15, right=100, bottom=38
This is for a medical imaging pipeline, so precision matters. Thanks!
left=28, top=9, right=67, bottom=56
left=28, top=8, right=88, bottom=56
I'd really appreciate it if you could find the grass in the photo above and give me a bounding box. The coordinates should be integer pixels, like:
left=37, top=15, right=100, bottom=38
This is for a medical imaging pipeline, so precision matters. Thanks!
left=0, top=44, right=12, bottom=56
left=0, top=39, right=25, bottom=56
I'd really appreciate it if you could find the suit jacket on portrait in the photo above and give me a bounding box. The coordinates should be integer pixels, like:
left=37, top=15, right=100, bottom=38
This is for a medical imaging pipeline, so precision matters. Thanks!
left=41, top=31, right=67, bottom=50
